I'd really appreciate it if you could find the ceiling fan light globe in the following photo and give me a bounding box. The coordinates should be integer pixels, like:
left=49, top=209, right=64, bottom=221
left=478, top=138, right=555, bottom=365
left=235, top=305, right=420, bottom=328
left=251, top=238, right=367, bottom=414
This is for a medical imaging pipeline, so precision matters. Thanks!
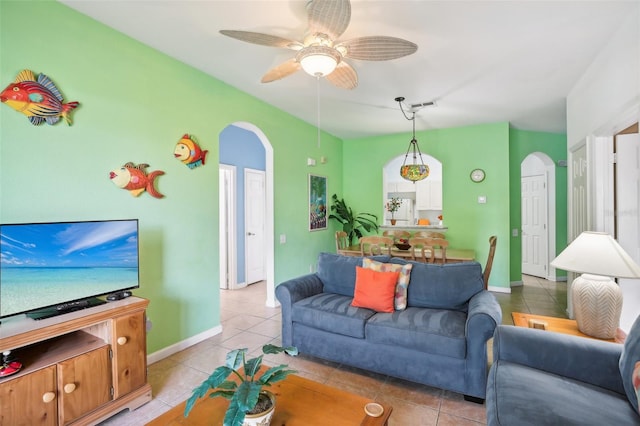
left=298, top=46, right=340, bottom=77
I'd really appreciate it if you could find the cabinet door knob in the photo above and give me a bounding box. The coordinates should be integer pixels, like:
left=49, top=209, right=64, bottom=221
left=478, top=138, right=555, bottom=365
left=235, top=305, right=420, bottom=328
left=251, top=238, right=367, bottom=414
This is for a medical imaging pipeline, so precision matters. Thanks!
left=117, top=336, right=128, bottom=345
left=63, top=383, right=76, bottom=394
left=42, top=392, right=56, bottom=403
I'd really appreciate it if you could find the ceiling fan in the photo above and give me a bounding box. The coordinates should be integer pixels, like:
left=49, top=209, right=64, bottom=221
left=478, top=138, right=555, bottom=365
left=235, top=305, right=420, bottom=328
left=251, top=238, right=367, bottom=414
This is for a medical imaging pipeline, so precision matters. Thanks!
left=219, top=0, right=418, bottom=90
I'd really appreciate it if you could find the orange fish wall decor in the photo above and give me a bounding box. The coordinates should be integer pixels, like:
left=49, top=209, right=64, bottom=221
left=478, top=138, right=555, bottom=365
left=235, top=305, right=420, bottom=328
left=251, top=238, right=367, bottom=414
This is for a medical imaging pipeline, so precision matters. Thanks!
left=174, top=134, right=208, bottom=169
left=109, top=162, right=165, bottom=198
left=0, top=69, right=79, bottom=125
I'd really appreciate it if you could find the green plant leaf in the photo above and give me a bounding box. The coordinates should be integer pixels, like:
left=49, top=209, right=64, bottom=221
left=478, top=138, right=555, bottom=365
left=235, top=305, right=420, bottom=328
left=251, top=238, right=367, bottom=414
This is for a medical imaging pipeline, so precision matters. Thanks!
left=233, top=381, right=261, bottom=412
left=244, top=355, right=263, bottom=379
left=223, top=399, right=246, bottom=426
left=262, top=344, right=298, bottom=356
left=259, top=365, right=297, bottom=385
left=225, top=348, right=247, bottom=370
left=209, top=389, right=235, bottom=400
left=205, top=366, right=234, bottom=388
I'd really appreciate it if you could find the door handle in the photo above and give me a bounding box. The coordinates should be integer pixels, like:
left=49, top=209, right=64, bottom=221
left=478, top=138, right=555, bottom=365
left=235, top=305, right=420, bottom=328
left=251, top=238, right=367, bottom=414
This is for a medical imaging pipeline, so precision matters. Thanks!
left=247, top=232, right=255, bottom=236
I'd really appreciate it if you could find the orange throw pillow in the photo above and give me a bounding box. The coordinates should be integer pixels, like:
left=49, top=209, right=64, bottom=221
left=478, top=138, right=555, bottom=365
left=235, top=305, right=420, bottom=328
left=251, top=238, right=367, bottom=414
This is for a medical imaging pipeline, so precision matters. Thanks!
left=351, top=266, right=400, bottom=313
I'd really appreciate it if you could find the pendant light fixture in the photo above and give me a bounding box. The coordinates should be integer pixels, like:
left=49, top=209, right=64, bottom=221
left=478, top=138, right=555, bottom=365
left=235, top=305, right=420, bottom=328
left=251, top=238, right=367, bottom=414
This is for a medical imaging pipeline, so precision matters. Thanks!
left=395, top=97, right=430, bottom=182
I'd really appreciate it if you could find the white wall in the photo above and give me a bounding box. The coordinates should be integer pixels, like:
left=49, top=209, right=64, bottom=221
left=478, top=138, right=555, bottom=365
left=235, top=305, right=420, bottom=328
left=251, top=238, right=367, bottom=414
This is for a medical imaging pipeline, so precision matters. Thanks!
left=566, top=7, right=640, bottom=332
left=567, top=10, right=640, bottom=147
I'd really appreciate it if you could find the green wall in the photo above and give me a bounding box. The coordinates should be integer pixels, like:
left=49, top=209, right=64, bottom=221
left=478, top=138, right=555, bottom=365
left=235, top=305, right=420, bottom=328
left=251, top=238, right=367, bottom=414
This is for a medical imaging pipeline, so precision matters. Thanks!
left=509, top=129, right=568, bottom=281
left=343, top=123, right=512, bottom=290
left=1, top=1, right=568, bottom=355
left=0, top=1, right=341, bottom=353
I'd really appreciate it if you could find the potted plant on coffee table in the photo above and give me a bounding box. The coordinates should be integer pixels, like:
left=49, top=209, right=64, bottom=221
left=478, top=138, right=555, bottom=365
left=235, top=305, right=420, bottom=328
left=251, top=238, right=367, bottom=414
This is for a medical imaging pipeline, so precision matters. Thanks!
left=184, top=344, right=298, bottom=426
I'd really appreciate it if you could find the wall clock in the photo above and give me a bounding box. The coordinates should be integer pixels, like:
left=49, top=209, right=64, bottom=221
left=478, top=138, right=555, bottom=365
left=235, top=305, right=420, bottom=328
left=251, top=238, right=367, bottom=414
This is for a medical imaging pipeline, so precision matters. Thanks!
left=470, top=168, right=485, bottom=183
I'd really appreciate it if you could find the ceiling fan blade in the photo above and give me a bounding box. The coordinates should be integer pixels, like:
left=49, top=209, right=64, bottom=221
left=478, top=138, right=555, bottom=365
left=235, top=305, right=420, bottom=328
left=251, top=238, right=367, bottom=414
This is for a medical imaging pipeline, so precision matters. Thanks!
left=220, top=30, right=303, bottom=50
left=261, top=58, right=302, bottom=83
left=325, top=61, right=358, bottom=90
left=337, top=36, right=418, bottom=61
left=307, top=0, right=351, bottom=40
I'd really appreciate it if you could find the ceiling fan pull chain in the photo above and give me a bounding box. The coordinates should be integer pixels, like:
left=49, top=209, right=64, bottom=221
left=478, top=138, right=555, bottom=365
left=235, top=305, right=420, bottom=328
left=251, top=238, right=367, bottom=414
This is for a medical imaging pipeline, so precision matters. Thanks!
left=317, top=75, right=321, bottom=148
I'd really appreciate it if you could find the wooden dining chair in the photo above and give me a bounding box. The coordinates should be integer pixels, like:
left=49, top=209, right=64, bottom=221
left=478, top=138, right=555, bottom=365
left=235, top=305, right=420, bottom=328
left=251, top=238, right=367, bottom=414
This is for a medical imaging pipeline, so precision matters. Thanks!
left=382, top=230, right=411, bottom=240
left=360, top=236, right=393, bottom=256
left=335, top=231, right=349, bottom=253
left=412, top=231, right=446, bottom=239
left=483, top=236, right=497, bottom=289
left=408, top=237, right=448, bottom=263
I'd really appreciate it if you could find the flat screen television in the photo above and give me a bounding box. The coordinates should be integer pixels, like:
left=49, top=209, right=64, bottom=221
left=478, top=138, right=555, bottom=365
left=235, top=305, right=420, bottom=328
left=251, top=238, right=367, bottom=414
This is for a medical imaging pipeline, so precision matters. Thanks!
left=0, top=219, right=139, bottom=320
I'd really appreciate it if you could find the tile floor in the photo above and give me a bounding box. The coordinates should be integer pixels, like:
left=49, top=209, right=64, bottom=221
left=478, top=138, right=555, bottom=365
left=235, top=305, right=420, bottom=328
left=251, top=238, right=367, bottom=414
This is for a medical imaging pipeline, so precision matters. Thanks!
left=100, top=274, right=567, bottom=426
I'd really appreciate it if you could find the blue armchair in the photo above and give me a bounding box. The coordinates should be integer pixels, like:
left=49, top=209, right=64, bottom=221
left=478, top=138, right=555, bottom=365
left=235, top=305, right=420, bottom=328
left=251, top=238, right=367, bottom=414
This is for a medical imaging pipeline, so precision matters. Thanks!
left=486, top=316, right=640, bottom=425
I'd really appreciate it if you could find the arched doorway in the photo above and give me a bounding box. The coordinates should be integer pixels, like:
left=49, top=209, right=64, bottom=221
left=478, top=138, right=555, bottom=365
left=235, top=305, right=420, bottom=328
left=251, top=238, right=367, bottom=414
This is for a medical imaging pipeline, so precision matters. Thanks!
left=521, top=152, right=556, bottom=281
left=382, top=154, right=443, bottom=226
left=219, top=122, right=276, bottom=307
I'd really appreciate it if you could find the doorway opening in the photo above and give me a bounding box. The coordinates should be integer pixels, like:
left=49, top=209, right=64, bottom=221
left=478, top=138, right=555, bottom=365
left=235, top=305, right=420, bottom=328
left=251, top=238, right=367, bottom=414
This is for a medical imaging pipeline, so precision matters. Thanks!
left=521, top=152, right=556, bottom=281
left=219, top=122, right=276, bottom=307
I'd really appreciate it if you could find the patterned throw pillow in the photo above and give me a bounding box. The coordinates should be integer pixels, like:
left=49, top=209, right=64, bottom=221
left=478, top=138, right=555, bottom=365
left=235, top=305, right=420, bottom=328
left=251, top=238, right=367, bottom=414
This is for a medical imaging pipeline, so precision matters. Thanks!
left=362, top=257, right=413, bottom=310
left=633, top=361, right=640, bottom=414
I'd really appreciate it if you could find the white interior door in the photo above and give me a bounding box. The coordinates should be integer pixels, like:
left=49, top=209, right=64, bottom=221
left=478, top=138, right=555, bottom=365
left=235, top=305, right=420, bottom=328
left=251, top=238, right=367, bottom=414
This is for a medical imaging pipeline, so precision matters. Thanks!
left=522, top=174, right=548, bottom=277
left=616, top=133, right=640, bottom=332
left=219, top=165, right=236, bottom=289
left=245, top=168, right=266, bottom=284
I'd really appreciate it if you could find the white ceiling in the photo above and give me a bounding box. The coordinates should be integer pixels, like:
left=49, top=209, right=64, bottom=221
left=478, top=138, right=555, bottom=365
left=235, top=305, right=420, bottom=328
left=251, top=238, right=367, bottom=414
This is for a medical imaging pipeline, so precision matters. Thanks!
left=60, top=0, right=638, bottom=139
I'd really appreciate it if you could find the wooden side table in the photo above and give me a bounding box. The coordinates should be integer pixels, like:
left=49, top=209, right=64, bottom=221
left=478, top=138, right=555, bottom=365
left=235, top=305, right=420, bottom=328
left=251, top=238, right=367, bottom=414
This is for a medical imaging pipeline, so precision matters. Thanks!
left=511, top=312, right=626, bottom=343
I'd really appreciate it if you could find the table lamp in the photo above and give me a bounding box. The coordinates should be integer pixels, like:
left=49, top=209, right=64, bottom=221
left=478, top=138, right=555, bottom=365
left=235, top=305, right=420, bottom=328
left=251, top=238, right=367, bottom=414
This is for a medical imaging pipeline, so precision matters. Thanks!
left=550, top=231, right=640, bottom=339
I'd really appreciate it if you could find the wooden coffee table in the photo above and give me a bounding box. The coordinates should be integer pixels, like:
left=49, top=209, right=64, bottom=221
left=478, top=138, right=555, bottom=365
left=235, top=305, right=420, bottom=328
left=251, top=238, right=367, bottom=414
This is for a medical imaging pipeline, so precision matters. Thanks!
left=145, top=372, right=392, bottom=425
left=511, top=312, right=626, bottom=343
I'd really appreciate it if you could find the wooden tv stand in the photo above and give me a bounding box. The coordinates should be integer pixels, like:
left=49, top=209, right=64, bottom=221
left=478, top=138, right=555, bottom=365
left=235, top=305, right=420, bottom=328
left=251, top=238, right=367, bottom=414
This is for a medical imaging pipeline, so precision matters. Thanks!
left=0, top=297, right=152, bottom=425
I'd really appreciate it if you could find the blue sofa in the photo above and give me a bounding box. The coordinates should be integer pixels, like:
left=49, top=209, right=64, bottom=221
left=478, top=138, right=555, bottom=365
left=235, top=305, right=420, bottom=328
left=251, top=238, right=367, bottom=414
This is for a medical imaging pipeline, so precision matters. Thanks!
left=487, top=317, right=640, bottom=425
left=276, top=252, right=502, bottom=401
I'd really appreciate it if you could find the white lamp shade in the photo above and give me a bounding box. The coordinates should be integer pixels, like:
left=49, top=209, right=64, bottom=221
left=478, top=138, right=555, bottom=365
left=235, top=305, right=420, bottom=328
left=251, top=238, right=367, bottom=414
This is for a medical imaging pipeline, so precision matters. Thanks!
left=297, top=46, right=339, bottom=77
left=550, top=231, right=640, bottom=278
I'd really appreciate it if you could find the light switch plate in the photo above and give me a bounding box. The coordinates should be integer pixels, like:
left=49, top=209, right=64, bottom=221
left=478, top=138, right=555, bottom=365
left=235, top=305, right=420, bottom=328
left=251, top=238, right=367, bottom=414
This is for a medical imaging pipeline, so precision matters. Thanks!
left=478, top=196, right=487, bottom=204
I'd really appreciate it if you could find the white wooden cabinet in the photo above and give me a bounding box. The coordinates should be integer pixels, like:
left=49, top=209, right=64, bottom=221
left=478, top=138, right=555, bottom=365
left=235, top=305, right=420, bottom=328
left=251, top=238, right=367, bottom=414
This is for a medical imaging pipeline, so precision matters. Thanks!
left=416, top=180, right=442, bottom=210
left=0, top=297, right=151, bottom=426
left=386, top=181, right=416, bottom=194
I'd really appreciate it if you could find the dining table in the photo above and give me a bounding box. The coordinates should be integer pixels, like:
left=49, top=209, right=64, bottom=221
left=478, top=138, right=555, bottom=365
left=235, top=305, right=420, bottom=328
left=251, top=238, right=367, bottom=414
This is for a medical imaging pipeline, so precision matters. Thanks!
left=338, top=244, right=475, bottom=263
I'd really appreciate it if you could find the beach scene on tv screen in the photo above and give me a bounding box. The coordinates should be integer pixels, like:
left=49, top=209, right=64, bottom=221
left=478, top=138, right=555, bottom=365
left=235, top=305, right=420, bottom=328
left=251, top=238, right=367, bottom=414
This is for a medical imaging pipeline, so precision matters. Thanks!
left=0, top=220, right=139, bottom=317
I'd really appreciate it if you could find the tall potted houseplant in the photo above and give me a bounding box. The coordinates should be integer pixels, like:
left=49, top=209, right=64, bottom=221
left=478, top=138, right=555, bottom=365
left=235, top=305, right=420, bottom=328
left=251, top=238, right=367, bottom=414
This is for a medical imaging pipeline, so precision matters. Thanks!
left=385, top=197, right=403, bottom=225
left=329, top=194, right=379, bottom=245
left=184, top=344, right=298, bottom=426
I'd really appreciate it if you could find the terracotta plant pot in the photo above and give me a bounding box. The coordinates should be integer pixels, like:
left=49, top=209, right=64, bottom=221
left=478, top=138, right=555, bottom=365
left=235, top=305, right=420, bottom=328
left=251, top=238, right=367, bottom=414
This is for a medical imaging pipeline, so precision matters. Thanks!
left=390, top=219, right=397, bottom=225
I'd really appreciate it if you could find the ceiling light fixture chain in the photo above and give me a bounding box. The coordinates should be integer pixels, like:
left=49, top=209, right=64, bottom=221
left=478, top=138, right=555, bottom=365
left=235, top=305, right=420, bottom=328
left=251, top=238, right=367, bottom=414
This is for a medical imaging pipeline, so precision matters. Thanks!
left=396, top=96, right=429, bottom=182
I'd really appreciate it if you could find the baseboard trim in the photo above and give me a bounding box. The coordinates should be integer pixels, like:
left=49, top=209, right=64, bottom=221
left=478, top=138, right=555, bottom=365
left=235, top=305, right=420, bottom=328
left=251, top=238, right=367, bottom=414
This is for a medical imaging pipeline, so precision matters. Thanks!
left=147, top=325, right=222, bottom=364
left=489, top=285, right=511, bottom=294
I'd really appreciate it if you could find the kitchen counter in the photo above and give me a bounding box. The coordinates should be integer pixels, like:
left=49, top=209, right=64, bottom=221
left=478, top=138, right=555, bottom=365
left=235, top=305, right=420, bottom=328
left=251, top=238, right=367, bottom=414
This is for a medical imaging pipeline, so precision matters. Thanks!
left=380, top=225, right=448, bottom=231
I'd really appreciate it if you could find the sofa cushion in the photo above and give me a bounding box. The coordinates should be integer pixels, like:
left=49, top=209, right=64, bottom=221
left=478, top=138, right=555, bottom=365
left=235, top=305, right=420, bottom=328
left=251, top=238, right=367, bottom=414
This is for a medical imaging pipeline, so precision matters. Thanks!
left=619, top=315, right=640, bottom=412
left=489, top=361, right=639, bottom=425
left=317, top=252, right=390, bottom=297
left=351, top=266, right=399, bottom=313
left=365, top=307, right=467, bottom=358
left=390, top=259, right=483, bottom=310
left=292, top=293, right=376, bottom=338
left=362, top=258, right=413, bottom=310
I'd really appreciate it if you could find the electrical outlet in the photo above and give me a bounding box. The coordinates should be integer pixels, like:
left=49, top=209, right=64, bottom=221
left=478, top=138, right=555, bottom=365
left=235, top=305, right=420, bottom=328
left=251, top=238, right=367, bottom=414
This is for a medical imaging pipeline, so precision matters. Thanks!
left=280, top=234, right=286, bottom=244
left=478, top=196, right=487, bottom=204
left=512, top=228, right=519, bottom=237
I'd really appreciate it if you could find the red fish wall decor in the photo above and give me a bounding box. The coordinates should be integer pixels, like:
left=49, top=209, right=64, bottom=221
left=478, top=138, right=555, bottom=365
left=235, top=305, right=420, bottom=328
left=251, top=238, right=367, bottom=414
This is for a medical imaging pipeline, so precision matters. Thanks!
left=0, top=69, right=79, bottom=126
left=109, top=162, right=165, bottom=198
left=174, top=134, right=208, bottom=169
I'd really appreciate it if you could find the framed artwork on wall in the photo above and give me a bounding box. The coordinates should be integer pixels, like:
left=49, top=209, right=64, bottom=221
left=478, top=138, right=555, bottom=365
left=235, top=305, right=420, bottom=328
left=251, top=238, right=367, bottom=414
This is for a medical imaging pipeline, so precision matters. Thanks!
left=309, top=174, right=327, bottom=231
